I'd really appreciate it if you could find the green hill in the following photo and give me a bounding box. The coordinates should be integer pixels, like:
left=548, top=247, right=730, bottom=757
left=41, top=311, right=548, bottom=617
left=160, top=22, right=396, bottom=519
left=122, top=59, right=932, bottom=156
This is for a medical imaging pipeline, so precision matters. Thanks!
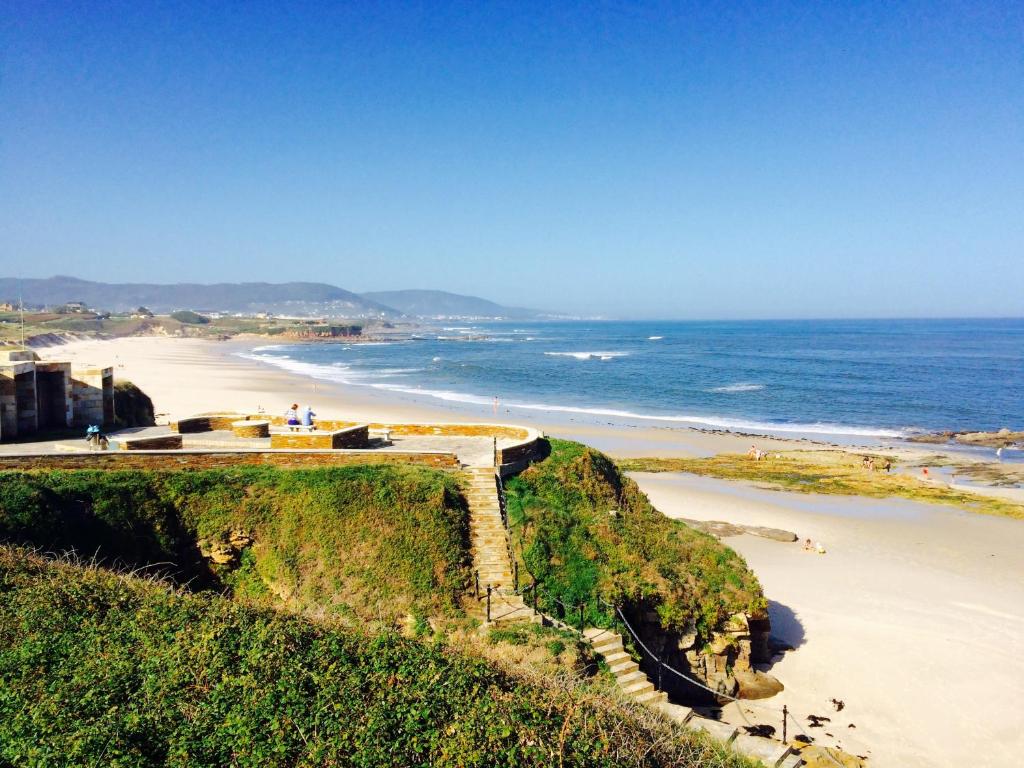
left=506, top=439, right=765, bottom=636
left=0, top=546, right=754, bottom=767
left=0, top=466, right=469, bottom=621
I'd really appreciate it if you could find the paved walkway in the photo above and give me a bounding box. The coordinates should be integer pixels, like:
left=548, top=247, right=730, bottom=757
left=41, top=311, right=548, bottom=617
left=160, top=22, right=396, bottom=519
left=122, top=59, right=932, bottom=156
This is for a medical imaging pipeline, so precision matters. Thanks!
left=0, top=425, right=519, bottom=468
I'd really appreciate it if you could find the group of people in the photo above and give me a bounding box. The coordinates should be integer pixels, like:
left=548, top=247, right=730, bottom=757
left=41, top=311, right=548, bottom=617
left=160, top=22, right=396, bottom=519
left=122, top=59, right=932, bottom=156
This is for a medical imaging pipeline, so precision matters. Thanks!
left=284, top=403, right=316, bottom=429
left=861, top=455, right=892, bottom=473
left=746, top=444, right=768, bottom=461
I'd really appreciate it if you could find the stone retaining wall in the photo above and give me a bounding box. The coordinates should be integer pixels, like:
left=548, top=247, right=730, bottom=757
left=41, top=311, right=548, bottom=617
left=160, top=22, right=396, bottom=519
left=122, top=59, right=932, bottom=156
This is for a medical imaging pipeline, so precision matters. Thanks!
left=119, top=434, right=184, bottom=451
left=269, top=426, right=369, bottom=449
left=0, top=449, right=459, bottom=472
left=232, top=420, right=270, bottom=439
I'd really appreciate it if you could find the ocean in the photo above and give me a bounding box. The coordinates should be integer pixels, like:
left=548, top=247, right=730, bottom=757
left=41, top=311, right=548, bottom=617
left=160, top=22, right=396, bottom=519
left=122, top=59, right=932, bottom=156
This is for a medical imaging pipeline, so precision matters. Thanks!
left=241, top=318, right=1023, bottom=444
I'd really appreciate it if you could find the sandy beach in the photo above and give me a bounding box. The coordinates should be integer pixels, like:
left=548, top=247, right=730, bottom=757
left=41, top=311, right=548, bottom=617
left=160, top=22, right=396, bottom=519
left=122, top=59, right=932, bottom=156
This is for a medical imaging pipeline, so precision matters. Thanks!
left=38, top=335, right=1024, bottom=767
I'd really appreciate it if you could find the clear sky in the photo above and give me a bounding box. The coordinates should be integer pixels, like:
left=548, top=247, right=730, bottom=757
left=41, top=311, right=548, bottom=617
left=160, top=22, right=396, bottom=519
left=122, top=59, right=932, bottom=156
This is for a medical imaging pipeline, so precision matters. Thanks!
left=1, top=1, right=1021, bottom=319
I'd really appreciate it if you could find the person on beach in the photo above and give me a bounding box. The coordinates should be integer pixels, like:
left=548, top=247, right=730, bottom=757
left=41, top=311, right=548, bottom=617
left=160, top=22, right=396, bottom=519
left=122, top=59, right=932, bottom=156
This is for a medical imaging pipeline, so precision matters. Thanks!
left=301, top=405, right=316, bottom=428
left=285, top=403, right=300, bottom=427
left=803, top=538, right=814, bottom=551
left=996, top=446, right=1004, bottom=461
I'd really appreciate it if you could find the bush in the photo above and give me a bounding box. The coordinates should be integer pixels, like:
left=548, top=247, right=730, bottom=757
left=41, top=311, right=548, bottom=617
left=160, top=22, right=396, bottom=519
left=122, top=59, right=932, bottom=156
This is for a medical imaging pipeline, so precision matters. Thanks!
left=113, top=380, right=156, bottom=427
left=169, top=310, right=209, bottom=324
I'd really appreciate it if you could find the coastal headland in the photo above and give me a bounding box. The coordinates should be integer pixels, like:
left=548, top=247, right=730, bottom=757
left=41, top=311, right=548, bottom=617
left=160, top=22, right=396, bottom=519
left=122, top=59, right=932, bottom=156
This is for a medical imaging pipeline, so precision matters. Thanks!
left=17, top=335, right=1024, bottom=767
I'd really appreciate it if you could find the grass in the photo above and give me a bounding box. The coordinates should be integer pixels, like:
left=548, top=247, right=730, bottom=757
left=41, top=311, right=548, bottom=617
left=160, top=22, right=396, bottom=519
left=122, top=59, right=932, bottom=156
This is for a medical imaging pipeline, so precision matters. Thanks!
left=0, top=465, right=471, bottom=621
left=0, top=545, right=757, bottom=767
left=618, top=451, right=1024, bottom=520
left=505, top=439, right=766, bottom=640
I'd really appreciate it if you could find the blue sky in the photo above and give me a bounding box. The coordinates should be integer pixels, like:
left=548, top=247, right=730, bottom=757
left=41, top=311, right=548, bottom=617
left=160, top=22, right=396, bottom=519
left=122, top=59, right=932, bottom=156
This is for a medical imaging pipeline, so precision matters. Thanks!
left=1, top=1, right=1021, bottom=318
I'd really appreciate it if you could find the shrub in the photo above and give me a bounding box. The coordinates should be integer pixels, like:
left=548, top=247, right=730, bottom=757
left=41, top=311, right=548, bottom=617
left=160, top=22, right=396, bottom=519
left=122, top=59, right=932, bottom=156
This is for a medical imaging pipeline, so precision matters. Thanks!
left=169, top=310, right=210, bottom=324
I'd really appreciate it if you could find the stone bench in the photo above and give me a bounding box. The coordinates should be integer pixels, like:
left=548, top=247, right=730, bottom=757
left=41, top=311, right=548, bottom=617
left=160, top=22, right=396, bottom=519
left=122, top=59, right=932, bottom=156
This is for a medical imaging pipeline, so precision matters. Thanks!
left=118, top=434, right=183, bottom=451
left=269, top=425, right=369, bottom=450
left=232, top=420, right=270, bottom=439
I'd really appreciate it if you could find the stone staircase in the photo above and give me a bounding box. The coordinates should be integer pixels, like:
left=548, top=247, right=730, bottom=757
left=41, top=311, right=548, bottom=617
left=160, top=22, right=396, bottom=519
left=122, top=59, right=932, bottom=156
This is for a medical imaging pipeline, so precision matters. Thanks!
left=463, top=467, right=529, bottom=624
left=472, top=471, right=802, bottom=766
left=582, top=627, right=802, bottom=768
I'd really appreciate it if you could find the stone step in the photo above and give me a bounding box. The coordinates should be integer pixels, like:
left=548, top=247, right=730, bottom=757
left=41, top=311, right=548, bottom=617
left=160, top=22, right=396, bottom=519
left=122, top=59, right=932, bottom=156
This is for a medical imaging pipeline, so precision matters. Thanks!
left=615, top=670, right=648, bottom=686
left=778, top=753, right=803, bottom=768
left=593, top=639, right=623, bottom=656
left=601, top=650, right=631, bottom=666
left=621, top=678, right=654, bottom=696
left=655, top=701, right=694, bottom=724
left=731, top=734, right=793, bottom=767
left=633, top=689, right=668, bottom=706
left=689, top=718, right=738, bottom=744
left=609, top=659, right=639, bottom=676
left=471, top=538, right=508, bottom=547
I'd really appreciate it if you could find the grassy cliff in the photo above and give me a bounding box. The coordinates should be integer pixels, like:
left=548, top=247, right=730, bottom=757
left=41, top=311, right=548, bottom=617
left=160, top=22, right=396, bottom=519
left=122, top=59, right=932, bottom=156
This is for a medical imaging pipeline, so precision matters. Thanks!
left=0, top=546, right=754, bottom=767
left=0, top=466, right=469, bottom=621
left=505, top=440, right=765, bottom=637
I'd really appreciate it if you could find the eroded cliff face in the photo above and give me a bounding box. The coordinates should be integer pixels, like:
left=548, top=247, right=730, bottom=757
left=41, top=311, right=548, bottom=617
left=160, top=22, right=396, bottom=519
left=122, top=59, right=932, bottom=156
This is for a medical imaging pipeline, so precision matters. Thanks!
left=630, top=607, right=782, bottom=704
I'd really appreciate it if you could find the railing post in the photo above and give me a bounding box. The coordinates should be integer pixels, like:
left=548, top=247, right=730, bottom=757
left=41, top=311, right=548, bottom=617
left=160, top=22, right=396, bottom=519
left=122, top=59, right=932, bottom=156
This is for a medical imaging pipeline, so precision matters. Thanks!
left=783, top=705, right=788, bottom=743
left=513, top=562, right=519, bottom=592
left=474, top=569, right=479, bottom=598
left=486, top=586, right=492, bottom=623
left=658, top=658, right=663, bottom=691
left=532, top=581, right=538, bottom=614
left=578, top=603, right=585, bottom=633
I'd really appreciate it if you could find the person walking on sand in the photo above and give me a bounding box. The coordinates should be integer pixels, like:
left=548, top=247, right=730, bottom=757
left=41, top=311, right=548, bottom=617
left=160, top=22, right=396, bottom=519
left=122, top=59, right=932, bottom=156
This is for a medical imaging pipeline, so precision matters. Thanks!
left=285, top=403, right=300, bottom=427
left=301, top=405, right=316, bottom=428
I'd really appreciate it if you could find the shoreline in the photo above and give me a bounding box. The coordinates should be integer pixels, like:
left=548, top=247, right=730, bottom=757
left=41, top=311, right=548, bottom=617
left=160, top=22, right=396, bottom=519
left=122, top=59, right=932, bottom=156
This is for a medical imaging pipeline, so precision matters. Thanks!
left=40, top=334, right=1020, bottom=468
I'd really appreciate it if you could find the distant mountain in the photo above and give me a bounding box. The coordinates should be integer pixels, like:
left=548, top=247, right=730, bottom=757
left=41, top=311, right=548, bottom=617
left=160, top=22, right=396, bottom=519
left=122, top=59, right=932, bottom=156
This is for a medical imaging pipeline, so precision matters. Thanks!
left=361, top=289, right=544, bottom=320
left=0, top=276, right=397, bottom=317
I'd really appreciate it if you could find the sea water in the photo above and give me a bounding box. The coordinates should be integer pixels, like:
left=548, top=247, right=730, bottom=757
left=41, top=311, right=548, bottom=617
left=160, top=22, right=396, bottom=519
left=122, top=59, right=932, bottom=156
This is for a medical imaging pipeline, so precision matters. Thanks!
left=241, top=318, right=1023, bottom=443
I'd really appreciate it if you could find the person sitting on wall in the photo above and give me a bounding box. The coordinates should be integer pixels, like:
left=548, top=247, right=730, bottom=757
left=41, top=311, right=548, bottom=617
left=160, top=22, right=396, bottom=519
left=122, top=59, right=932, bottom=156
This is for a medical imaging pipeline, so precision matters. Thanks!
left=301, top=405, right=316, bottom=429
left=285, top=403, right=300, bottom=429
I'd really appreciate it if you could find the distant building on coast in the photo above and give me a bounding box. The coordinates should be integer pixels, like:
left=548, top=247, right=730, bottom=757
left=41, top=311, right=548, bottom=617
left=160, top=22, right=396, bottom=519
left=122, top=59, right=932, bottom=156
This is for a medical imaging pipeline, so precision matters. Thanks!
left=0, top=349, right=114, bottom=441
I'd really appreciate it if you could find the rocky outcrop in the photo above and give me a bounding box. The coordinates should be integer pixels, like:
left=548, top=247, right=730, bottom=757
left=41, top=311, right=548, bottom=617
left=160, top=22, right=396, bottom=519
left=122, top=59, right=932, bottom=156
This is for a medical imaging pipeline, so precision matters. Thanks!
left=681, top=518, right=798, bottom=543
left=197, top=529, right=253, bottom=566
left=630, top=608, right=783, bottom=705
left=908, top=427, right=1023, bottom=448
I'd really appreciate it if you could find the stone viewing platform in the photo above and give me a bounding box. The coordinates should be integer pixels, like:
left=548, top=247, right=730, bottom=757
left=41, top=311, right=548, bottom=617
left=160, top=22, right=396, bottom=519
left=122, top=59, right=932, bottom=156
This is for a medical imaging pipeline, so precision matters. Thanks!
left=0, top=409, right=546, bottom=471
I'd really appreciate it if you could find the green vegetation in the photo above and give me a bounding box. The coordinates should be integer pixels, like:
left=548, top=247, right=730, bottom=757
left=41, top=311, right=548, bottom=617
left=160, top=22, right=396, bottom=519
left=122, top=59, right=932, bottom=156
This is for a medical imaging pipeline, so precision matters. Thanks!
left=113, top=380, right=156, bottom=427
left=0, top=311, right=365, bottom=344
left=618, top=451, right=1024, bottom=520
left=169, top=309, right=210, bottom=324
left=0, top=466, right=470, bottom=620
left=505, top=440, right=765, bottom=638
left=0, top=546, right=755, bottom=767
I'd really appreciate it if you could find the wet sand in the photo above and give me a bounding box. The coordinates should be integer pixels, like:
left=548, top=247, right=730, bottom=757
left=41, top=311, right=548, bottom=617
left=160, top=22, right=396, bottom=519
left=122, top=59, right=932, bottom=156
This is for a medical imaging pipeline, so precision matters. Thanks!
left=631, top=472, right=1024, bottom=768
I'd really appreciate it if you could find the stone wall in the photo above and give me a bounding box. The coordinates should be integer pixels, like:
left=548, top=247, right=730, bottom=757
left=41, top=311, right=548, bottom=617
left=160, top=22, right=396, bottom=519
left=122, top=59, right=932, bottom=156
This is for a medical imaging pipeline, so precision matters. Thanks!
left=71, top=367, right=114, bottom=428
left=35, top=362, right=73, bottom=429
left=0, top=362, right=34, bottom=438
left=119, top=434, right=184, bottom=451
left=0, top=449, right=460, bottom=472
left=269, top=426, right=369, bottom=449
